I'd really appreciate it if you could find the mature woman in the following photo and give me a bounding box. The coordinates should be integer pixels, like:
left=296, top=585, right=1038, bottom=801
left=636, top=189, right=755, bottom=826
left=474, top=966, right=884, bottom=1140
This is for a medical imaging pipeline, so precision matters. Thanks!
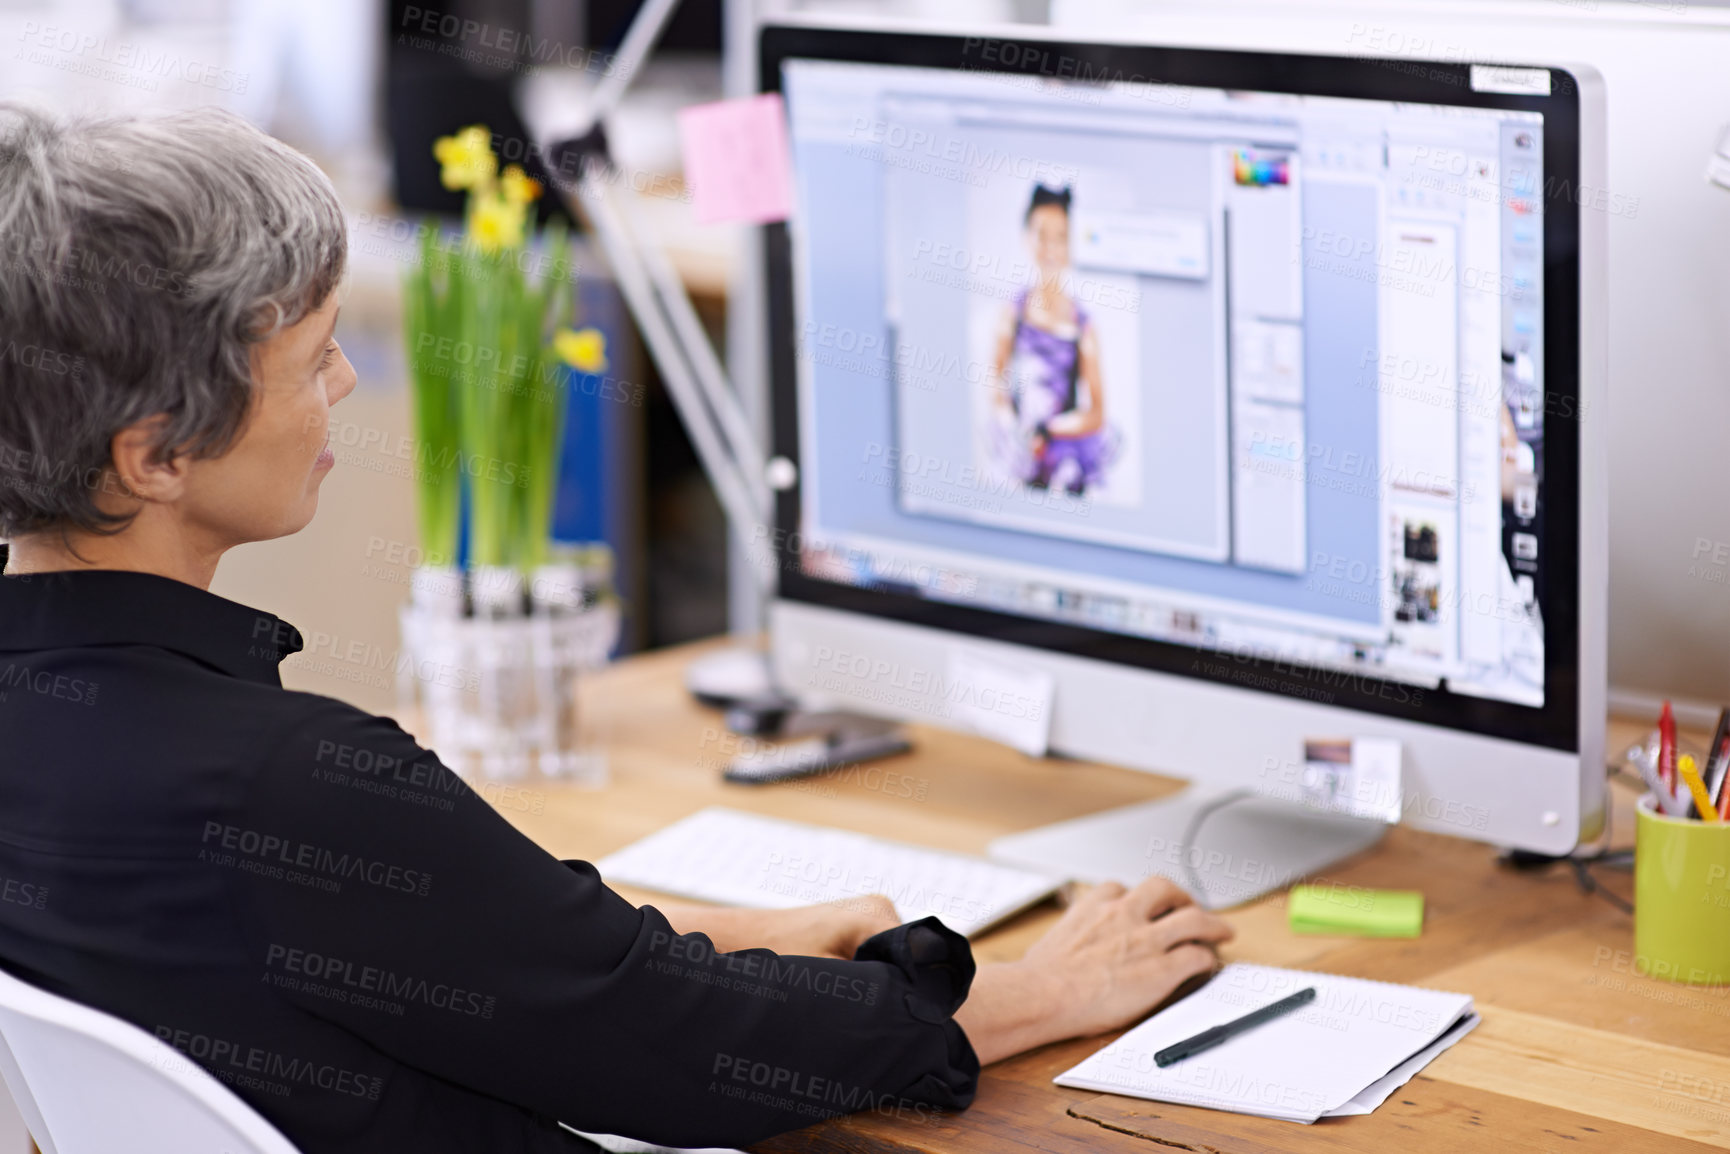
left=0, top=105, right=1232, bottom=1154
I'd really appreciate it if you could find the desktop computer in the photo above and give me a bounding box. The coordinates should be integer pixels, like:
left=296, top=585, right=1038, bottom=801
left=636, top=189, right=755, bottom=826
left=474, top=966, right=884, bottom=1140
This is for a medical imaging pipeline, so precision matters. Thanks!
left=756, top=23, right=1607, bottom=905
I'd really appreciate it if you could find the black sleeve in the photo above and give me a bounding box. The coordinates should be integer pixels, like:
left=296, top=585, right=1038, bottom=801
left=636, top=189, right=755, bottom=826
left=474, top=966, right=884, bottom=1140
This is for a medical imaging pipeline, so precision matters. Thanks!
left=227, top=695, right=979, bottom=1148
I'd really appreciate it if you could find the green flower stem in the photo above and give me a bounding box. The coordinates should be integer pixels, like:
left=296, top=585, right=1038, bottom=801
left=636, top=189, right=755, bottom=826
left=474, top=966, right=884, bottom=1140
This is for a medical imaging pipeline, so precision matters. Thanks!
left=404, top=212, right=575, bottom=576
left=404, top=227, right=463, bottom=565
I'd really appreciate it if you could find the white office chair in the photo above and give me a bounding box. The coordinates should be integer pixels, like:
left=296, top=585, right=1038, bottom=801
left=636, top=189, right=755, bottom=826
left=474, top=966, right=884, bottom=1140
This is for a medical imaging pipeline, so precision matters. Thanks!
left=0, top=965, right=301, bottom=1154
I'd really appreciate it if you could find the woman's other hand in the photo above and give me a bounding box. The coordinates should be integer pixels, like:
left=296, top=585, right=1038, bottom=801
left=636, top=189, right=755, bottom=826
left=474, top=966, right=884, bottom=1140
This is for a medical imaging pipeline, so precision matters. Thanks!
left=654, top=897, right=901, bottom=960
left=751, top=897, right=901, bottom=959
left=954, top=877, right=1234, bottom=1064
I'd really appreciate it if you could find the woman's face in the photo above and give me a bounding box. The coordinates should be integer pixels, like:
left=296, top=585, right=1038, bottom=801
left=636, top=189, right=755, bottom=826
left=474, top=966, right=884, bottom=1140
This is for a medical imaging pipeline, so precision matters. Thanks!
left=1026, top=204, right=1070, bottom=277
left=179, top=292, right=356, bottom=546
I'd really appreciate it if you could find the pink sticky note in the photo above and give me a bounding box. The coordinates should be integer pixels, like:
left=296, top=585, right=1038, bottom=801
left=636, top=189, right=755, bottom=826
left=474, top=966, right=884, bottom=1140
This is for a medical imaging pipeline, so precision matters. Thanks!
left=677, top=93, right=794, bottom=225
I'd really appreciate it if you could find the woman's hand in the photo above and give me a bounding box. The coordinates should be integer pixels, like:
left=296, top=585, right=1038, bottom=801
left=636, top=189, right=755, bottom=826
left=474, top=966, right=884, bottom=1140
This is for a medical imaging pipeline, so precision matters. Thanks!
left=1020, top=877, right=1232, bottom=1037
left=750, top=897, right=901, bottom=959
left=954, top=877, right=1234, bottom=1065
left=1027, top=425, right=1050, bottom=460
left=656, top=877, right=1233, bottom=1066
left=654, top=897, right=901, bottom=960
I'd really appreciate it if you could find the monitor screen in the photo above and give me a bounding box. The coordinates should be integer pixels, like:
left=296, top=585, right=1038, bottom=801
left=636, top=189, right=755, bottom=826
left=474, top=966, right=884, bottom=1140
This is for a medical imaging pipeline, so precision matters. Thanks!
left=764, top=32, right=1580, bottom=751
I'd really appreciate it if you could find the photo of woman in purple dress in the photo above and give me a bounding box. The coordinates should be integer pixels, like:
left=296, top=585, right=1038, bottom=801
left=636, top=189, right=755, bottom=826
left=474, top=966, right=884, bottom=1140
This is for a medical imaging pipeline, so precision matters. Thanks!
left=988, top=184, right=1119, bottom=496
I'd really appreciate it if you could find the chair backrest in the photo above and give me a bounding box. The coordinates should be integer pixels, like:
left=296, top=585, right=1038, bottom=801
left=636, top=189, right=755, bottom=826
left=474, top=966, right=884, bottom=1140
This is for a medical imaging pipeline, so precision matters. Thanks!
left=0, top=966, right=301, bottom=1154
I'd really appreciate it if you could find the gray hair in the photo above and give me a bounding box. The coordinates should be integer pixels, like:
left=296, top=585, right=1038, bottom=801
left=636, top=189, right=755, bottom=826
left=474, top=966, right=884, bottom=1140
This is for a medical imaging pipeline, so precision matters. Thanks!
left=0, top=102, right=347, bottom=537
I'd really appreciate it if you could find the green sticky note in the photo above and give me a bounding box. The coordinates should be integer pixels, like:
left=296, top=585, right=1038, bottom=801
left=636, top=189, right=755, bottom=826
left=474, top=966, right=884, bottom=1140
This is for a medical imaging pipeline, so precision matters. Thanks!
left=1288, top=884, right=1424, bottom=938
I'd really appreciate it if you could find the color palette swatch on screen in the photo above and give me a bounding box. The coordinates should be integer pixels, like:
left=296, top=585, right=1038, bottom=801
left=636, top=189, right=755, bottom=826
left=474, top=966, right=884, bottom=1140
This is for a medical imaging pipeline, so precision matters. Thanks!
left=1233, top=149, right=1291, bottom=187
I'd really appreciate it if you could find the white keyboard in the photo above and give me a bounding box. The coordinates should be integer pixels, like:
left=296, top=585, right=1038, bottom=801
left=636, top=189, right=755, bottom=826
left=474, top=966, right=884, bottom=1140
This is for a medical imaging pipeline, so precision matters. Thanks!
left=596, top=807, right=1063, bottom=938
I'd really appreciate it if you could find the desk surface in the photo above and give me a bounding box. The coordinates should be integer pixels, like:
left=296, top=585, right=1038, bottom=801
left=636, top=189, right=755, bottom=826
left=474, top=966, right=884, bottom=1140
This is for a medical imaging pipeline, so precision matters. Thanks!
left=461, top=640, right=1730, bottom=1153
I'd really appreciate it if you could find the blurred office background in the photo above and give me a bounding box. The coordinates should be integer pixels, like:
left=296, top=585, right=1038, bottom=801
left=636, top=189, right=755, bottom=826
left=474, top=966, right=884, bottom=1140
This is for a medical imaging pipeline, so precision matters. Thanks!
left=0, top=0, right=1728, bottom=1138
left=0, top=0, right=1043, bottom=722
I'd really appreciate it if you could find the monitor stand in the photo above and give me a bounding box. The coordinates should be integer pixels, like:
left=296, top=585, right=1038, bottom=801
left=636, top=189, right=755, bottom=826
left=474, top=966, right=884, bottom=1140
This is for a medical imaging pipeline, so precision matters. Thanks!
left=987, top=788, right=1389, bottom=910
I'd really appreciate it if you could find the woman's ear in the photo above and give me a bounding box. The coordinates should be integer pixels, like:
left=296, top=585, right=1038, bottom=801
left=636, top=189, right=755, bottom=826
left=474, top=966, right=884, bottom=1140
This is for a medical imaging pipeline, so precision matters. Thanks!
left=107, top=415, right=189, bottom=505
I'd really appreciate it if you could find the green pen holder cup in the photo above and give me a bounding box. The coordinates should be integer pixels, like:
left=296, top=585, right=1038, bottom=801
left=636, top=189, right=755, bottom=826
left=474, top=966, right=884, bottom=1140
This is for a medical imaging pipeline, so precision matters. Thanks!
left=1634, top=794, right=1730, bottom=985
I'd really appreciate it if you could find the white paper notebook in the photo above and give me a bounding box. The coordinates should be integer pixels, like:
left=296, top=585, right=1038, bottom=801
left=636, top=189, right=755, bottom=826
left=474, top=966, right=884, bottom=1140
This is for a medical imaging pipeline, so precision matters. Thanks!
left=1055, top=963, right=1478, bottom=1123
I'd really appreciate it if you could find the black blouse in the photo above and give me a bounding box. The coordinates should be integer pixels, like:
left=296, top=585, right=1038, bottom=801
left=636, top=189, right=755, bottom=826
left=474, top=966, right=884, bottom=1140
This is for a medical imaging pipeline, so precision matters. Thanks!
left=0, top=558, right=979, bottom=1153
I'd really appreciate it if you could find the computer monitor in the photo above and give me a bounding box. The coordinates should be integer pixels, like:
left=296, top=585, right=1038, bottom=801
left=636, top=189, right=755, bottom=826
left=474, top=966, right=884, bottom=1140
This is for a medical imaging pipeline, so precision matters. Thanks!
left=757, top=22, right=1606, bottom=895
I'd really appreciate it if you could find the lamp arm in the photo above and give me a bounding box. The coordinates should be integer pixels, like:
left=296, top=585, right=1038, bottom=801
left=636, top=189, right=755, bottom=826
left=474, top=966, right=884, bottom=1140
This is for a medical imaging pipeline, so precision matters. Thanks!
left=615, top=180, right=771, bottom=481
left=579, top=0, right=684, bottom=137
left=571, top=170, right=778, bottom=599
left=537, top=0, right=785, bottom=604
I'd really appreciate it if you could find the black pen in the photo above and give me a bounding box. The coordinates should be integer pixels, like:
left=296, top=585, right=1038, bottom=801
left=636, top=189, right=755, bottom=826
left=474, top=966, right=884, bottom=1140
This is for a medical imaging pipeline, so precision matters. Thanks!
left=1154, top=987, right=1317, bottom=1068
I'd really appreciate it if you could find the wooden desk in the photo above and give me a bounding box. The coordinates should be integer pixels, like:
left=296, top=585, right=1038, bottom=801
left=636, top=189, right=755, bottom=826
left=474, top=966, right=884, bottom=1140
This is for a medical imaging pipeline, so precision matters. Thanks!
left=473, top=640, right=1730, bottom=1152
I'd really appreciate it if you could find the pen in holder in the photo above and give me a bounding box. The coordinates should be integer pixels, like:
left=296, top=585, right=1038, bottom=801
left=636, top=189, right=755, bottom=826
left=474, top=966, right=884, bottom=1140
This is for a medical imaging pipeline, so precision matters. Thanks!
left=1634, top=793, right=1730, bottom=985
left=1619, top=728, right=1707, bottom=814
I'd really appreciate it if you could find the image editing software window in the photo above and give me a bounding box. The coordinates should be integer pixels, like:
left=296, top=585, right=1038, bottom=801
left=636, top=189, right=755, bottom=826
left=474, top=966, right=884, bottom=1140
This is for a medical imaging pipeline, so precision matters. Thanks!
left=783, top=59, right=1547, bottom=708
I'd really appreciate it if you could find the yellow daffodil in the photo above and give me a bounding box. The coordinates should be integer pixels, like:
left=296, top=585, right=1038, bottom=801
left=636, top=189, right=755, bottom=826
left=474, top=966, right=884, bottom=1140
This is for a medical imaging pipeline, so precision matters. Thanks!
left=468, top=192, right=527, bottom=254
left=433, top=125, right=496, bottom=192
left=431, top=127, right=541, bottom=253
left=500, top=164, right=542, bottom=207
left=553, top=327, right=608, bottom=374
